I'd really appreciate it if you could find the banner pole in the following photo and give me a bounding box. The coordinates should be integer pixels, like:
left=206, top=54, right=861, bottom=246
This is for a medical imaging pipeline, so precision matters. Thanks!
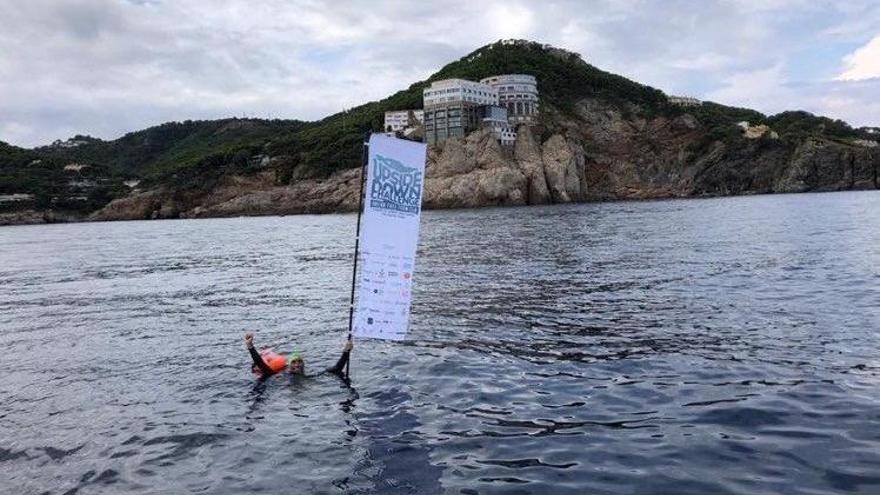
left=345, top=132, right=370, bottom=379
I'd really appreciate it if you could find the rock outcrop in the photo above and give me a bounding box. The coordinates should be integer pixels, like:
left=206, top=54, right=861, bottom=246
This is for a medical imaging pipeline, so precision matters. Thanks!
left=541, top=134, right=585, bottom=203
left=513, top=127, right=551, bottom=204
left=423, top=129, right=526, bottom=209
left=0, top=209, right=84, bottom=226
left=774, top=139, right=879, bottom=193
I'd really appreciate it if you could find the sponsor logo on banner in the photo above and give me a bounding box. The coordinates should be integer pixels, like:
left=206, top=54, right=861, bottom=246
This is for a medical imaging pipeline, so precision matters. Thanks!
left=370, top=154, right=423, bottom=215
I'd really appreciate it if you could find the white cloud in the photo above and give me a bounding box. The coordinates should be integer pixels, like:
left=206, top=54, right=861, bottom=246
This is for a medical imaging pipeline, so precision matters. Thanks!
left=836, top=34, right=880, bottom=81
left=705, top=65, right=796, bottom=113
left=813, top=80, right=880, bottom=127
left=669, top=53, right=735, bottom=71
left=707, top=65, right=880, bottom=127
left=0, top=0, right=878, bottom=147
left=484, top=1, right=535, bottom=40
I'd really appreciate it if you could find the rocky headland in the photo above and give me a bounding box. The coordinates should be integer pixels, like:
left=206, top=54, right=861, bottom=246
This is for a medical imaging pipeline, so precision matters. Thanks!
left=2, top=40, right=877, bottom=226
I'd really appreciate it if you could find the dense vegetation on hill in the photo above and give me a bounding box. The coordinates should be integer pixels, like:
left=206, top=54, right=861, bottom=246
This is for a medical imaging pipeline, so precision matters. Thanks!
left=767, top=111, right=861, bottom=141
left=433, top=42, right=668, bottom=111
left=38, top=119, right=306, bottom=179
left=0, top=141, right=125, bottom=212
left=2, top=119, right=307, bottom=210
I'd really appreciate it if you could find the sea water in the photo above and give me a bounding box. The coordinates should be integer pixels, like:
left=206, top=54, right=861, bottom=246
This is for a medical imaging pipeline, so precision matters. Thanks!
left=1, top=191, right=878, bottom=494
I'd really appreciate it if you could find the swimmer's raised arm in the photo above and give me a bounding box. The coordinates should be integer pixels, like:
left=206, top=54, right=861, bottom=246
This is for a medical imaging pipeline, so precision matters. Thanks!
left=245, top=332, right=274, bottom=376
left=327, top=336, right=352, bottom=375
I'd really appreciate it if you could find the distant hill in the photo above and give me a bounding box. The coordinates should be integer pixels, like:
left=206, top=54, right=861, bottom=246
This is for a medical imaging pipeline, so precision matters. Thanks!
left=36, top=118, right=307, bottom=179
left=1, top=39, right=877, bottom=225
left=1, top=118, right=306, bottom=216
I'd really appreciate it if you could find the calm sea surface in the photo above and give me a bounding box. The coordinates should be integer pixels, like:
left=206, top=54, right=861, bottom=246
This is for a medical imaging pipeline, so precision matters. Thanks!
left=1, top=191, right=879, bottom=495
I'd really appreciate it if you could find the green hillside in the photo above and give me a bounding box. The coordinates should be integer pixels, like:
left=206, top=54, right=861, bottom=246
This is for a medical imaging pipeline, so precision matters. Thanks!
left=0, top=140, right=125, bottom=212
left=37, top=118, right=307, bottom=179
left=2, top=119, right=309, bottom=211
left=767, top=111, right=864, bottom=141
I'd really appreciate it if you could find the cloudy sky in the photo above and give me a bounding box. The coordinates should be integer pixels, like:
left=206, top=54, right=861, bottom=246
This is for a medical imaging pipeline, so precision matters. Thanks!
left=1, top=0, right=878, bottom=147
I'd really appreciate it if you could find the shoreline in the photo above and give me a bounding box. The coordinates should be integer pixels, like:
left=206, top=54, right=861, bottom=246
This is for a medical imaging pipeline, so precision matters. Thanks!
left=3, top=187, right=877, bottom=228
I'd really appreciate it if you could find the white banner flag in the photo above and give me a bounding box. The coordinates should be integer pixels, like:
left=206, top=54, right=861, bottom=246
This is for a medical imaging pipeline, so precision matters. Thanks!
left=353, top=134, right=427, bottom=341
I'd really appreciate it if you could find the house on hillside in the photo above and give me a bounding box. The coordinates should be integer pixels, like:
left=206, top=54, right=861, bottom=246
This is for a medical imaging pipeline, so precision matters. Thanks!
left=63, top=163, right=88, bottom=172
left=668, top=95, right=702, bottom=107
left=384, top=110, right=424, bottom=135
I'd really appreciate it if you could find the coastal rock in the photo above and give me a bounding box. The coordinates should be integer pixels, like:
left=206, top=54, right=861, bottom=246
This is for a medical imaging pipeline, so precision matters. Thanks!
left=0, top=209, right=83, bottom=226
left=428, top=137, right=475, bottom=178
left=514, top=126, right=551, bottom=204
left=89, top=190, right=165, bottom=221
left=474, top=130, right=506, bottom=170
left=424, top=129, right=526, bottom=208
left=0, top=209, right=48, bottom=226
left=775, top=139, right=880, bottom=192
left=541, top=134, right=585, bottom=202
left=190, top=168, right=363, bottom=217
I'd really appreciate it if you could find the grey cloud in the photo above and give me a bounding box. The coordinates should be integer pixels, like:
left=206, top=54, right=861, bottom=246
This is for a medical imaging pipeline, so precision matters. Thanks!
left=0, top=0, right=877, bottom=147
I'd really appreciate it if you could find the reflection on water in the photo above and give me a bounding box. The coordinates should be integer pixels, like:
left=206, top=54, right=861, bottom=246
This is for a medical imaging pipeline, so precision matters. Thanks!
left=1, top=191, right=879, bottom=494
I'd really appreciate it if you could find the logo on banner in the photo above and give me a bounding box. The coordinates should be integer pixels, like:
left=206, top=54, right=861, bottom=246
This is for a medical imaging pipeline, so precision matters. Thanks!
left=370, top=154, right=422, bottom=215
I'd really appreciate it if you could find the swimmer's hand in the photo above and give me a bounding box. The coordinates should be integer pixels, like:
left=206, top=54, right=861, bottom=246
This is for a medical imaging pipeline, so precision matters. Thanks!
left=244, top=333, right=255, bottom=349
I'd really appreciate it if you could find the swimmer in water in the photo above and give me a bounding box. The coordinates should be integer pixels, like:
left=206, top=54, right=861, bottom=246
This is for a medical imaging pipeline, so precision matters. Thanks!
left=244, top=332, right=352, bottom=379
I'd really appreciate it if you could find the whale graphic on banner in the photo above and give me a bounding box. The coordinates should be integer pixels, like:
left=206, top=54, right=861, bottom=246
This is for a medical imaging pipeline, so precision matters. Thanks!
left=353, top=134, right=427, bottom=341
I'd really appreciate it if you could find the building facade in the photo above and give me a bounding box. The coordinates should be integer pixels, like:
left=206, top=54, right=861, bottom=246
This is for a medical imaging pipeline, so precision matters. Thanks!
left=423, top=79, right=499, bottom=145
left=668, top=95, right=702, bottom=107
left=480, top=74, right=539, bottom=125
left=477, top=105, right=516, bottom=146
left=423, top=75, right=539, bottom=146
left=384, top=110, right=424, bottom=133
left=423, top=79, right=498, bottom=107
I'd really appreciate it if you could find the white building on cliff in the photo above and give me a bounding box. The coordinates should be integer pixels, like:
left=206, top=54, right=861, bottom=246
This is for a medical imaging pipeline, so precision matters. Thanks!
left=422, top=79, right=499, bottom=145
left=668, top=95, right=702, bottom=107
left=422, top=74, right=538, bottom=146
left=384, top=110, right=424, bottom=134
left=480, top=74, right=539, bottom=124
left=423, top=79, right=499, bottom=107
